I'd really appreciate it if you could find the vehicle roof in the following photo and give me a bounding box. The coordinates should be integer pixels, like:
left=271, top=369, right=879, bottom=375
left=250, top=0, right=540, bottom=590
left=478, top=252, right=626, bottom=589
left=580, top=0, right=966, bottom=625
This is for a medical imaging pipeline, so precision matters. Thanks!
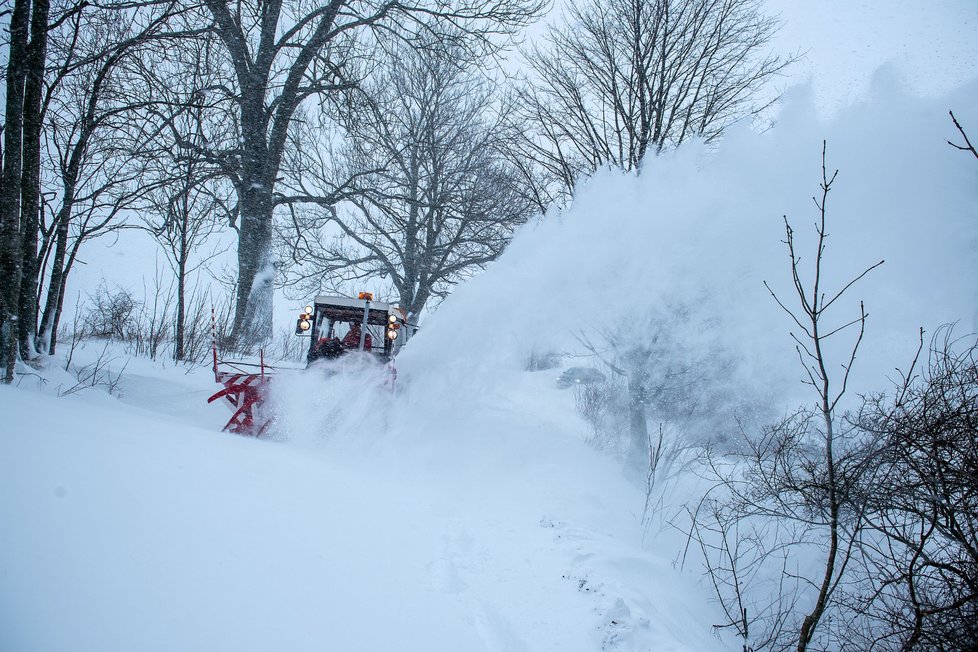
left=313, top=295, right=395, bottom=312
left=312, top=295, right=400, bottom=326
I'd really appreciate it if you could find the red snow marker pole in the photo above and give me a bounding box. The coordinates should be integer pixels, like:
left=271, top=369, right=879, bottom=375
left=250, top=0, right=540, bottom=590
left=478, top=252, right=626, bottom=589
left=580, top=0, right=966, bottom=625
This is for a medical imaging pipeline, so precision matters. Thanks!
left=211, top=306, right=219, bottom=381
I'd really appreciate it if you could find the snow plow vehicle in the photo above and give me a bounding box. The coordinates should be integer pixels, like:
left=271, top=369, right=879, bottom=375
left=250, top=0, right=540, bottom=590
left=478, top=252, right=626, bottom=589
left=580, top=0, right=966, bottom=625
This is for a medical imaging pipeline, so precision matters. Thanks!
left=208, top=292, right=411, bottom=436
left=297, top=292, right=408, bottom=363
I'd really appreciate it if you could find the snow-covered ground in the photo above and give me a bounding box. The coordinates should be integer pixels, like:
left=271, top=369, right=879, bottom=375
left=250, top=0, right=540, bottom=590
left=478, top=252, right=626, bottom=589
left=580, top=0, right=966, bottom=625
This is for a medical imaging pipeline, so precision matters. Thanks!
left=0, top=342, right=725, bottom=651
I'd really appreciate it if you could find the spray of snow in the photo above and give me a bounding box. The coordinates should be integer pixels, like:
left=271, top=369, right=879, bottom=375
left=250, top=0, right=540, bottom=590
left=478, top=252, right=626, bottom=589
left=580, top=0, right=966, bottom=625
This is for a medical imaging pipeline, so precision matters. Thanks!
left=393, top=73, right=978, bottom=426
left=239, top=260, right=276, bottom=346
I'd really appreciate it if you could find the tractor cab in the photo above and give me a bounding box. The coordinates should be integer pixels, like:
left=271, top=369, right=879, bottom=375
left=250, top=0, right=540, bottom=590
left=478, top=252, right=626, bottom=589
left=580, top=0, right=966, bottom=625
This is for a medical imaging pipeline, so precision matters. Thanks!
left=295, top=292, right=407, bottom=364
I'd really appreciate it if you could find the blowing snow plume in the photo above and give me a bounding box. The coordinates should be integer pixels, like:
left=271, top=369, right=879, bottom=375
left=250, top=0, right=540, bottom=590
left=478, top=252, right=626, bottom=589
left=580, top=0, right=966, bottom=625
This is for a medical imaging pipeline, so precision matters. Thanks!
left=268, top=354, right=395, bottom=451
left=394, top=72, right=978, bottom=447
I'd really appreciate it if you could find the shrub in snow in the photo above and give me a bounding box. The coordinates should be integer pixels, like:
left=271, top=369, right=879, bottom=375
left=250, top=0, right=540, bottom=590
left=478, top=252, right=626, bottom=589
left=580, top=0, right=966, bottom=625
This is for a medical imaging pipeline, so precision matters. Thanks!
left=82, top=283, right=140, bottom=340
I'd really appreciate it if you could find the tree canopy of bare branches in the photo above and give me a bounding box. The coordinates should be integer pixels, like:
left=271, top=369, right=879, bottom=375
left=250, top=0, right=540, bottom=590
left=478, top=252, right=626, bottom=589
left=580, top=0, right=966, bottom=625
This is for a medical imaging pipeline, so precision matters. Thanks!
left=854, top=327, right=978, bottom=651
left=512, top=0, right=792, bottom=206
left=137, top=39, right=234, bottom=361
left=181, top=0, right=544, bottom=348
left=279, top=41, right=534, bottom=318
left=1, top=0, right=211, bottom=373
left=33, top=2, right=196, bottom=356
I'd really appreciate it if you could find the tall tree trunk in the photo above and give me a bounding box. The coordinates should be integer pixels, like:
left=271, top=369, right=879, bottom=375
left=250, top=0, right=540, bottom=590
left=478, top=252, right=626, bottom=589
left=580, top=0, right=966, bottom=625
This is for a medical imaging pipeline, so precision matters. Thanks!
left=227, top=85, right=276, bottom=348
left=399, top=151, right=421, bottom=315
left=0, top=0, right=32, bottom=382
left=204, top=0, right=352, bottom=347
left=49, top=239, right=81, bottom=355
left=38, top=119, right=87, bottom=354
left=175, top=269, right=186, bottom=360
left=232, top=180, right=275, bottom=350
left=37, top=206, right=69, bottom=354
left=175, top=238, right=187, bottom=361
left=18, top=0, right=50, bottom=361
left=36, top=46, right=119, bottom=354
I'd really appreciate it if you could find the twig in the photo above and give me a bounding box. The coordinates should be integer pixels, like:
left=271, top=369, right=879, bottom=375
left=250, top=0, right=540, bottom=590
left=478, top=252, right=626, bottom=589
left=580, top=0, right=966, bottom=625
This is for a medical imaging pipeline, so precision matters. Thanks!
left=948, top=111, right=978, bottom=160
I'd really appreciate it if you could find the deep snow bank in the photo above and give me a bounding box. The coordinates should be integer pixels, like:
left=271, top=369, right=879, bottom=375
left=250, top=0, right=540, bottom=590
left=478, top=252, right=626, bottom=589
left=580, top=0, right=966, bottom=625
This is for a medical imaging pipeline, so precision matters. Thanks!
left=0, top=385, right=527, bottom=651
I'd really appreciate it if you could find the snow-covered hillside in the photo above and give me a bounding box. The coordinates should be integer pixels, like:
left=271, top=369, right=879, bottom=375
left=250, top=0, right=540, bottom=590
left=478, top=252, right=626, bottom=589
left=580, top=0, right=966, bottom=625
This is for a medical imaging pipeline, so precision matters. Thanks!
left=3, top=71, right=977, bottom=652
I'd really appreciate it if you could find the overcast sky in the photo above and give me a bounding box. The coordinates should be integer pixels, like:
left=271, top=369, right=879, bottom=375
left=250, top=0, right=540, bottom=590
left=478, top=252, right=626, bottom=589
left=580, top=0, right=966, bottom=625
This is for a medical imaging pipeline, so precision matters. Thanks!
left=765, top=0, right=978, bottom=113
left=519, top=0, right=978, bottom=115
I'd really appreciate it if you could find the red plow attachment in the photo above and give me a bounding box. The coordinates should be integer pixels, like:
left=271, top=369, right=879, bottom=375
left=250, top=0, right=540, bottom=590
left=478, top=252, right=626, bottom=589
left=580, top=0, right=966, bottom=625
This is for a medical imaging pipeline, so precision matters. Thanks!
left=208, top=309, right=274, bottom=436
left=207, top=369, right=272, bottom=436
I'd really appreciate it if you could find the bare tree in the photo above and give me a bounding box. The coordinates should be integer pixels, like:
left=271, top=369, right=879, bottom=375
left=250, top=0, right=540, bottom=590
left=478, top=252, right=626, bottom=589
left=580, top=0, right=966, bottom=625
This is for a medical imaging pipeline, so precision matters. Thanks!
left=512, top=0, right=793, bottom=205
left=0, top=0, right=33, bottom=382
left=682, top=490, right=800, bottom=652
left=279, top=42, right=533, bottom=318
left=34, top=5, right=184, bottom=355
left=142, top=144, right=229, bottom=362
left=3, top=0, right=197, bottom=378
left=702, top=144, right=883, bottom=652
left=852, top=327, right=978, bottom=651
left=136, top=38, right=233, bottom=361
left=681, top=145, right=885, bottom=652
left=576, top=302, right=743, bottom=474
left=182, top=0, right=544, bottom=348
left=764, top=145, right=885, bottom=651
left=751, top=145, right=884, bottom=652
left=16, top=0, right=53, bottom=362
left=948, top=110, right=978, bottom=162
